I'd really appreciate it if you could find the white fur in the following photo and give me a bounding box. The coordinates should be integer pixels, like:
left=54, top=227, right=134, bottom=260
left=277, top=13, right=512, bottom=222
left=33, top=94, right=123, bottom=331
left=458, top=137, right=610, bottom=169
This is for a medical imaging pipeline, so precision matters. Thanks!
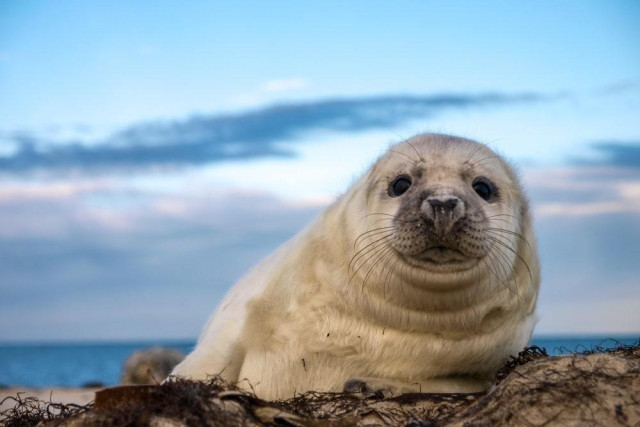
left=172, top=133, right=540, bottom=400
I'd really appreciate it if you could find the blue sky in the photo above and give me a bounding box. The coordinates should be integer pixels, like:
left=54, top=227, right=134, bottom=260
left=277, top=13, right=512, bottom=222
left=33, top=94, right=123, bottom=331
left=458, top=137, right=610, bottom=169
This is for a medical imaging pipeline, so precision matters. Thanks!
left=0, top=1, right=639, bottom=341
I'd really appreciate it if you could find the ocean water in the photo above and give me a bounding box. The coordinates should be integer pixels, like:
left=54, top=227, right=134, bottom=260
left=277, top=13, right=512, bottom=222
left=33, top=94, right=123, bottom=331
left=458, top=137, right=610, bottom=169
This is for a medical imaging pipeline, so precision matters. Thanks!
left=0, top=336, right=637, bottom=388
left=0, top=341, right=194, bottom=388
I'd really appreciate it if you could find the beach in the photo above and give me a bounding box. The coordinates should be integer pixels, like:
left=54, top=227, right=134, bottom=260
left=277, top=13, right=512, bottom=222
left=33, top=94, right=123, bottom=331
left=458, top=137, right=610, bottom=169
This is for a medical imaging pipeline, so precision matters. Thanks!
left=2, top=345, right=638, bottom=426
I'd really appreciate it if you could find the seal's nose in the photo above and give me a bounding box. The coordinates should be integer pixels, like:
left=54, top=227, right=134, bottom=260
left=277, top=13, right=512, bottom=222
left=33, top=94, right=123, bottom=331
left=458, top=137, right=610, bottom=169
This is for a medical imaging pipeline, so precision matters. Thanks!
left=428, top=198, right=458, bottom=212
left=423, top=195, right=465, bottom=230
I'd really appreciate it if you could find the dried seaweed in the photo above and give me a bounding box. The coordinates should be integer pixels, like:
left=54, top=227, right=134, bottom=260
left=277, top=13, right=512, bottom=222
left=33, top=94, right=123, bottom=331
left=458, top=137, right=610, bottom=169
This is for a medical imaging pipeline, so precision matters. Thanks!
left=273, top=390, right=368, bottom=419
left=494, top=345, right=548, bottom=383
left=87, top=377, right=261, bottom=426
left=0, top=392, right=91, bottom=427
left=1, top=343, right=639, bottom=426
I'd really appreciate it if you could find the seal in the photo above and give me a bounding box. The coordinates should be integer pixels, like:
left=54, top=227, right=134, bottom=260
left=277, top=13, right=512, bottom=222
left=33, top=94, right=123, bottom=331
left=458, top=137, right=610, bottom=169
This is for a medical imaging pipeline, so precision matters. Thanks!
left=171, top=133, right=540, bottom=400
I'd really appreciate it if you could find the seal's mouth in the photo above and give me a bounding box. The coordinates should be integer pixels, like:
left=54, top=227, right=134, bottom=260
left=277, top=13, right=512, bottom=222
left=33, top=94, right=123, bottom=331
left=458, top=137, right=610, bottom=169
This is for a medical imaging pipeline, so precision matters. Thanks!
left=415, top=246, right=468, bottom=264
left=399, top=247, right=480, bottom=274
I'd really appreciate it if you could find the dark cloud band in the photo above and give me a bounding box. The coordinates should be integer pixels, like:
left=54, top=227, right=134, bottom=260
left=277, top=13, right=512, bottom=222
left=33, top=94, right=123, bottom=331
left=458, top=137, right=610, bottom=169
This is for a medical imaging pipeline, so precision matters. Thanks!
left=0, top=92, right=547, bottom=173
left=588, top=143, right=640, bottom=168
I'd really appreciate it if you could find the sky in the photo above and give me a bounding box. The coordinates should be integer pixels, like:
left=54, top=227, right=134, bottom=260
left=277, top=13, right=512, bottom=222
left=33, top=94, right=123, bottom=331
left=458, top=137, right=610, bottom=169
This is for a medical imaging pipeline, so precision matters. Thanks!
left=0, top=1, right=639, bottom=341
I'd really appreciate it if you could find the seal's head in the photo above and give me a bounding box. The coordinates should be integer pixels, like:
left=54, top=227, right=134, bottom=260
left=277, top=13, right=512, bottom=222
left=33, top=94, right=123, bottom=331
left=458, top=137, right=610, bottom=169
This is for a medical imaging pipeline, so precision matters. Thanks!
left=351, top=133, right=536, bottom=295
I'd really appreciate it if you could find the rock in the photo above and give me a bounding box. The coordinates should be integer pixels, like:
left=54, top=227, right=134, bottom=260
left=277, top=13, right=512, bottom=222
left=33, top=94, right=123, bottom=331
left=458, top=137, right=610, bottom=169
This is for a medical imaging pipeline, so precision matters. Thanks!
left=121, top=347, right=185, bottom=385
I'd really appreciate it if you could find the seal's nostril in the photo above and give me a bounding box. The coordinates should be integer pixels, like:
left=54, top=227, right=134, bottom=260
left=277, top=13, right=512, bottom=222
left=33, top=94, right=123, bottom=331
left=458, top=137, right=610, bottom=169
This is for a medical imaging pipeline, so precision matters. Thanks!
left=444, top=199, right=458, bottom=210
left=428, top=197, right=459, bottom=213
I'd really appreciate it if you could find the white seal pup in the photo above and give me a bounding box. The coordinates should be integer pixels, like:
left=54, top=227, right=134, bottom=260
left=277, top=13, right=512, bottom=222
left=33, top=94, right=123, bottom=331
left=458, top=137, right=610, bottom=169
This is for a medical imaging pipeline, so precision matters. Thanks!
left=171, top=133, right=540, bottom=400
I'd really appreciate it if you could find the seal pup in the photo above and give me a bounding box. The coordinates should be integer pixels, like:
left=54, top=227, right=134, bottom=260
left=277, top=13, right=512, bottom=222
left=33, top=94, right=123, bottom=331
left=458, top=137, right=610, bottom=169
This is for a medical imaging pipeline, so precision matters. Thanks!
left=171, top=133, right=540, bottom=400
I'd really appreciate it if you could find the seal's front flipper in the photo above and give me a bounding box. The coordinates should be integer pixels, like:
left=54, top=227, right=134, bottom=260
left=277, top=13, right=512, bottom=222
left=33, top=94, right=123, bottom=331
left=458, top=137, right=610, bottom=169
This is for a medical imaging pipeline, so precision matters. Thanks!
left=343, top=377, right=421, bottom=398
left=343, top=376, right=492, bottom=398
left=343, top=378, right=385, bottom=398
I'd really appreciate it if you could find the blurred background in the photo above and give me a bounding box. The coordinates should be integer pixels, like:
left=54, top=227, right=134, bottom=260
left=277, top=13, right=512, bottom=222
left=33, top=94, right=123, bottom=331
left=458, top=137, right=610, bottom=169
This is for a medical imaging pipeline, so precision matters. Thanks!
left=1, top=1, right=639, bottom=388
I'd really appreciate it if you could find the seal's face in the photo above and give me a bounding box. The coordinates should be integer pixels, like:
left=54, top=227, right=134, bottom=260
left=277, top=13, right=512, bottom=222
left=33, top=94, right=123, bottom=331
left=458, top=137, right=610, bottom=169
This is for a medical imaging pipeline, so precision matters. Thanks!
left=356, top=134, right=525, bottom=291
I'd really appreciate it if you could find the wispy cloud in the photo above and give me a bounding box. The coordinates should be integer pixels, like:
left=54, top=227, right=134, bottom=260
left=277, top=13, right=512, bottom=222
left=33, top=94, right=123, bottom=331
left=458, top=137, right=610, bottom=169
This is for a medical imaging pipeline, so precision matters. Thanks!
left=525, top=141, right=640, bottom=217
left=527, top=165, right=640, bottom=218
left=580, top=142, right=640, bottom=168
left=595, top=78, right=640, bottom=96
left=0, top=180, right=112, bottom=202
left=0, top=91, right=550, bottom=174
left=536, top=200, right=639, bottom=217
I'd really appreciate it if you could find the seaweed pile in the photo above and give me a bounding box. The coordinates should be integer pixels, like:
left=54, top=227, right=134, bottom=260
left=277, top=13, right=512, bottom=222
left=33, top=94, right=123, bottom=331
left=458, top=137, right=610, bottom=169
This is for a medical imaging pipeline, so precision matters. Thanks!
left=2, top=343, right=638, bottom=426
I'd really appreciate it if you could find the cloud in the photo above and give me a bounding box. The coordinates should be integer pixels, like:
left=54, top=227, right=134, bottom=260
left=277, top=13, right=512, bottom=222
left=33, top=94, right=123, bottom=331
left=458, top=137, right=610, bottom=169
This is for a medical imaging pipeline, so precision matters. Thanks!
left=587, top=142, right=640, bottom=168
left=536, top=201, right=639, bottom=217
left=525, top=165, right=640, bottom=217
left=1, top=166, right=639, bottom=340
left=526, top=141, right=640, bottom=218
left=0, top=180, right=111, bottom=202
left=0, top=189, right=324, bottom=340
left=0, top=91, right=549, bottom=174
left=595, top=78, right=640, bottom=96
left=565, top=141, right=640, bottom=170
left=0, top=164, right=639, bottom=340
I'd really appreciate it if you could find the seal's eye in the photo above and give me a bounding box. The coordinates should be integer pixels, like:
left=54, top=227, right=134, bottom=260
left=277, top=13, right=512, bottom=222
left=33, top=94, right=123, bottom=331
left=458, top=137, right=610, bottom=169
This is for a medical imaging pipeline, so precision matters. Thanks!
left=389, top=175, right=412, bottom=197
left=472, top=177, right=496, bottom=201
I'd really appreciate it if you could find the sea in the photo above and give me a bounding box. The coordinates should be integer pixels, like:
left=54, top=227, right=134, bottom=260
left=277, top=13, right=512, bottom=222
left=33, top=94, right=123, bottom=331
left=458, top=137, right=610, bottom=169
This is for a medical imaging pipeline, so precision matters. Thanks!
left=0, top=335, right=638, bottom=388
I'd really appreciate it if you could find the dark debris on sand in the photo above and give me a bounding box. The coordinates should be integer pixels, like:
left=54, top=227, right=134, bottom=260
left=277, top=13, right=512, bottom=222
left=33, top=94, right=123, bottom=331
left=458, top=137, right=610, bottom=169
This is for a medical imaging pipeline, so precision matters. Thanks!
left=0, top=393, right=91, bottom=427
left=1, top=342, right=639, bottom=426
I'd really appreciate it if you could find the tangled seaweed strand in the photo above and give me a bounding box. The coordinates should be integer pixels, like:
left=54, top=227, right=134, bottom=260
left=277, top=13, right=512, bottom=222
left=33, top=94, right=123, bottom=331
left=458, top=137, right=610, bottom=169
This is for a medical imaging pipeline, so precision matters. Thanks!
left=495, top=345, right=548, bottom=383
left=274, top=389, right=369, bottom=419
left=89, top=376, right=262, bottom=426
left=0, top=393, right=92, bottom=427
left=579, top=338, right=640, bottom=356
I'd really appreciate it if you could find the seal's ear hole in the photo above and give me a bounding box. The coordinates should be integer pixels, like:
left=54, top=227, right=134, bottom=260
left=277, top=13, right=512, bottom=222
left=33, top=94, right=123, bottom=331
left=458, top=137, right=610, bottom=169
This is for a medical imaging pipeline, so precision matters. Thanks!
left=389, top=175, right=412, bottom=197
left=472, top=177, right=498, bottom=202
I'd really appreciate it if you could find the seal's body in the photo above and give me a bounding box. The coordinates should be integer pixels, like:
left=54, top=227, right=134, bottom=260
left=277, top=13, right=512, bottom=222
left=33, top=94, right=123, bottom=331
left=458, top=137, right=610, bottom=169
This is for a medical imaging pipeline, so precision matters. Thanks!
left=172, top=133, right=540, bottom=400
